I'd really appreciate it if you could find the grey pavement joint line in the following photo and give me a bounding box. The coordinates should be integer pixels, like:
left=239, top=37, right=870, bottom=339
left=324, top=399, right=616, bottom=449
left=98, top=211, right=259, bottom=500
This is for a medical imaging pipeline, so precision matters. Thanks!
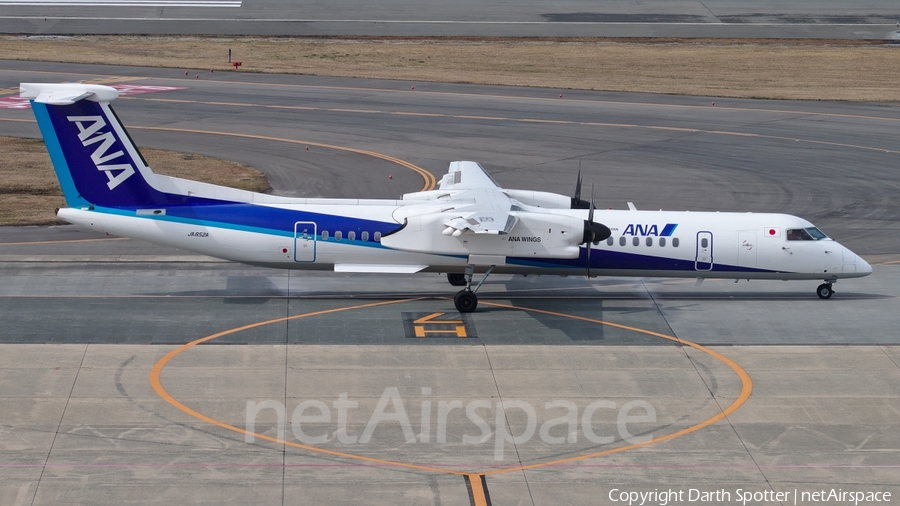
left=481, top=344, right=536, bottom=506
left=640, top=279, right=778, bottom=497
left=880, top=345, right=900, bottom=371
left=30, top=344, right=89, bottom=506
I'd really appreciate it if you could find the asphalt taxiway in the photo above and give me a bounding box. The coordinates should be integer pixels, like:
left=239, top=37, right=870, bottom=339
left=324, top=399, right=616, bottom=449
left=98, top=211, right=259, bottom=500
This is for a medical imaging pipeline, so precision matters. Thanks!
left=1, top=63, right=899, bottom=505
left=0, top=0, right=898, bottom=38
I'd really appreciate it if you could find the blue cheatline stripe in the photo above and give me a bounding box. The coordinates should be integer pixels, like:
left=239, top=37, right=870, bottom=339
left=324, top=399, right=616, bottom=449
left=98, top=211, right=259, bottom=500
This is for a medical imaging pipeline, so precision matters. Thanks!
left=506, top=247, right=780, bottom=274
left=95, top=206, right=456, bottom=254
left=31, top=101, right=90, bottom=208
left=660, top=223, right=678, bottom=237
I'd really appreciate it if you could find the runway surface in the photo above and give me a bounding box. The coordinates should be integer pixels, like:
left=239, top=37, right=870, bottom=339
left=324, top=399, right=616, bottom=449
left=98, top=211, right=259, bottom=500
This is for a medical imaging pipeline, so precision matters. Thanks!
left=1, top=63, right=899, bottom=505
left=0, top=0, right=899, bottom=38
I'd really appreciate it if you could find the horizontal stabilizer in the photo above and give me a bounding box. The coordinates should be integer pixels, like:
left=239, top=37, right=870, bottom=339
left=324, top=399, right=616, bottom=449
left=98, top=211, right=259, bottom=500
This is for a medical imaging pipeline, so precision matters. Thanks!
left=21, top=83, right=120, bottom=104
left=334, top=264, right=429, bottom=273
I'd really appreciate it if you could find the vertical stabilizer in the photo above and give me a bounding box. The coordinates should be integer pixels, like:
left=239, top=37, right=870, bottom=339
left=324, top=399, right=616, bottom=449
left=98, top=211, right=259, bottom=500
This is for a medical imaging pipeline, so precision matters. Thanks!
left=21, top=83, right=166, bottom=208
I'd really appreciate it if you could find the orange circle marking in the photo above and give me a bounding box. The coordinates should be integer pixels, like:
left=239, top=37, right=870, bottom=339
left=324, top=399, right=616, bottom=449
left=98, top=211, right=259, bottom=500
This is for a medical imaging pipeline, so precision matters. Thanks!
left=150, top=298, right=753, bottom=476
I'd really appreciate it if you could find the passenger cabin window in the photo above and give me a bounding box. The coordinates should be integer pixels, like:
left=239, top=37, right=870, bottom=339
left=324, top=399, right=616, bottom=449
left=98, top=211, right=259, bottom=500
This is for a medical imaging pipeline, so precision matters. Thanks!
left=632, top=237, right=640, bottom=247
left=619, top=237, right=626, bottom=246
left=787, top=227, right=828, bottom=241
left=362, top=231, right=369, bottom=242
left=335, top=231, right=343, bottom=241
left=646, top=237, right=653, bottom=246
left=374, top=232, right=382, bottom=242
left=606, top=237, right=614, bottom=246
left=321, top=230, right=329, bottom=240
left=659, top=237, right=666, bottom=247
left=672, top=238, right=680, bottom=247
left=348, top=231, right=356, bottom=241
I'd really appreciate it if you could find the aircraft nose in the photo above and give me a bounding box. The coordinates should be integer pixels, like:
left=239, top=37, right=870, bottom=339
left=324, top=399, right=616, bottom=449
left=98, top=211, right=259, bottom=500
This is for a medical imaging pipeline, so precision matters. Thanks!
left=858, top=255, right=873, bottom=275
left=841, top=244, right=873, bottom=276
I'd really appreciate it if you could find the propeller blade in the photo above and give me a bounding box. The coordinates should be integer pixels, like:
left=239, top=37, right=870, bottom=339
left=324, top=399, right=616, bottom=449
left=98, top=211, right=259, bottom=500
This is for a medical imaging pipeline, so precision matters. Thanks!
left=582, top=184, right=611, bottom=279
left=574, top=169, right=583, bottom=201
left=586, top=184, right=594, bottom=278
left=570, top=169, right=590, bottom=209
left=588, top=184, right=595, bottom=224
left=586, top=243, right=591, bottom=278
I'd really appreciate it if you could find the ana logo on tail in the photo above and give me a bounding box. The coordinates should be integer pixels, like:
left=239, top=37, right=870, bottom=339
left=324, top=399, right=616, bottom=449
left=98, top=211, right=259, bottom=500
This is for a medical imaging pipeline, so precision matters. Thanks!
left=67, top=115, right=135, bottom=190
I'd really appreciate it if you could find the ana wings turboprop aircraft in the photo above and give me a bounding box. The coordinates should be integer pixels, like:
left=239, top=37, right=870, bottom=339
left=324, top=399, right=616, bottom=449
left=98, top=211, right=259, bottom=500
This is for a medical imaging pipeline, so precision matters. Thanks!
left=21, top=83, right=872, bottom=312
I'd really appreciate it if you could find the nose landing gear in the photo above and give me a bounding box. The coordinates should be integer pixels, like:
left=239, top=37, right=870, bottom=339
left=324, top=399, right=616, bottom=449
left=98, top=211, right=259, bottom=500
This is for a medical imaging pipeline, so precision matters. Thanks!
left=816, top=282, right=835, bottom=299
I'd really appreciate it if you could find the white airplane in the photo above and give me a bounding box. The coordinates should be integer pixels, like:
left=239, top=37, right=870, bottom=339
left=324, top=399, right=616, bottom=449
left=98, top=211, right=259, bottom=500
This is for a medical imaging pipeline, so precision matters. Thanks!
left=21, top=83, right=872, bottom=312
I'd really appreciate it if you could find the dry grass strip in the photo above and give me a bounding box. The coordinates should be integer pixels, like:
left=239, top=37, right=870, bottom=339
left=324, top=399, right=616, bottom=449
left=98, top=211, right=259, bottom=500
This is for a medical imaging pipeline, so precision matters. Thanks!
left=0, top=136, right=269, bottom=225
left=2, top=36, right=900, bottom=101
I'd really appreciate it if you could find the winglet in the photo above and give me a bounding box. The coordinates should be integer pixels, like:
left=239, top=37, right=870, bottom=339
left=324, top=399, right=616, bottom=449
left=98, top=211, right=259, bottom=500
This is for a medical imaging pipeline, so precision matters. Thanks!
left=20, top=83, right=119, bottom=105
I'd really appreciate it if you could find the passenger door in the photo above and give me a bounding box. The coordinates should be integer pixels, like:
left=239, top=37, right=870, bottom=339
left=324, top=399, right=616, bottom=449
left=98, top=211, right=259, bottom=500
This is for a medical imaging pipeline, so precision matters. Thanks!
left=695, top=231, right=713, bottom=271
left=294, top=221, right=317, bottom=262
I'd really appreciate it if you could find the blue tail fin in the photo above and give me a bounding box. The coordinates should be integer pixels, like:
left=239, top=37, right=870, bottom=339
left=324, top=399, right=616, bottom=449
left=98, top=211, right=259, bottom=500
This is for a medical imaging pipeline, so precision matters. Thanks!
left=22, top=83, right=167, bottom=208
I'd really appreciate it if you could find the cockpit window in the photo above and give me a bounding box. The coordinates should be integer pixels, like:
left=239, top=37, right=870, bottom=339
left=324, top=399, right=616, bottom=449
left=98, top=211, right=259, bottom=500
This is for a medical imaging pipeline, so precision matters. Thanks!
left=787, top=227, right=828, bottom=241
left=806, top=227, right=828, bottom=240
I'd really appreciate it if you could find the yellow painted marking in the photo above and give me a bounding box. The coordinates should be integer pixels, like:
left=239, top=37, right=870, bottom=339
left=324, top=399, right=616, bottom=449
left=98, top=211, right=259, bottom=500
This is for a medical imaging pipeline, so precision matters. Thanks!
left=518, top=118, right=573, bottom=124
left=204, top=101, right=258, bottom=107
left=467, top=474, right=489, bottom=506
left=151, top=299, right=752, bottom=478
left=454, top=115, right=509, bottom=121
left=648, top=126, right=707, bottom=133
left=390, top=111, right=445, bottom=117
left=582, top=121, right=638, bottom=128
left=413, top=312, right=467, bottom=338
left=328, top=108, right=381, bottom=114
left=709, top=130, right=760, bottom=137
left=264, top=105, right=320, bottom=111
left=0, top=237, right=128, bottom=246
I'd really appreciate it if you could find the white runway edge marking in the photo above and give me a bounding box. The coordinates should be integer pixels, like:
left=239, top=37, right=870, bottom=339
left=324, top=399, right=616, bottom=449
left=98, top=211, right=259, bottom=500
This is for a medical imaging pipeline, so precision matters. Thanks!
left=0, top=0, right=240, bottom=6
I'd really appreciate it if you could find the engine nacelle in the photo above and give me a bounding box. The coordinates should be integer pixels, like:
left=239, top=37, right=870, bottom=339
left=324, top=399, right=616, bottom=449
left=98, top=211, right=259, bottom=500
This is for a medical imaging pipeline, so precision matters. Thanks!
left=503, top=190, right=572, bottom=209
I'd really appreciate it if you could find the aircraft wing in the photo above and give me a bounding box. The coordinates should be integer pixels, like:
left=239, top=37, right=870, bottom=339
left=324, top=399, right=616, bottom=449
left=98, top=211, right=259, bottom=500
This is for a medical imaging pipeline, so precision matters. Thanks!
left=438, top=161, right=502, bottom=190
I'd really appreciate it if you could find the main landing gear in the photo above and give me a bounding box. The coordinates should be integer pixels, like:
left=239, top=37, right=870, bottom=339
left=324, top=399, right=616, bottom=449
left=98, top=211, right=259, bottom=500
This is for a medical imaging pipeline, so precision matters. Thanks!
left=816, top=282, right=835, bottom=299
left=452, top=265, right=494, bottom=313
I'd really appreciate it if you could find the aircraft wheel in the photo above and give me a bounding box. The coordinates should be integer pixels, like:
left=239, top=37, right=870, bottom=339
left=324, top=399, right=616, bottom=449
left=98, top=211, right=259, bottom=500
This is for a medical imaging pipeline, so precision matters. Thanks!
left=447, top=273, right=467, bottom=286
left=816, top=283, right=834, bottom=299
left=454, top=290, right=478, bottom=313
